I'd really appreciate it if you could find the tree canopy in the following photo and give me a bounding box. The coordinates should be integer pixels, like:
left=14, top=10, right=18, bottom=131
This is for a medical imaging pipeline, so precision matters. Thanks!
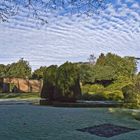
left=79, top=53, right=137, bottom=85
left=96, top=53, right=137, bottom=78
left=32, top=66, right=47, bottom=79
left=0, top=64, right=7, bottom=78
left=41, top=62, right=81, bottom=102
left=41, top=65, right=58, bottom=100
left=0, top=58, right=31, bottom=78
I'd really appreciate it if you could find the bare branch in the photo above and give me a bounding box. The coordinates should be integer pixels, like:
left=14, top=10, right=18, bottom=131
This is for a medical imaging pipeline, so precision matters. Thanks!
left=0, top=0, right=106, bottom=24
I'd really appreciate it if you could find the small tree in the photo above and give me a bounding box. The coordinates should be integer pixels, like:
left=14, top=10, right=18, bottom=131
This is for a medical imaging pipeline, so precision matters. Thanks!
left=41, top=62, right=81, bottom=102
left=41, top=65, right=57, bottom=100
left=7, top=58, right=31, bottom=78
left=88, top=53, right=96, bottom=65
left=122, top=75, right=140, bottom=108
left=55, top=62, right=81, bottom=101
left=32, top=66, right=47, bottom=79
left=0, top=64, right=7, bottom=78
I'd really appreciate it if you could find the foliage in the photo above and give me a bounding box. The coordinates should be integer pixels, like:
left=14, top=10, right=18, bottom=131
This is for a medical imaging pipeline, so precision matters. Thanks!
left=122, top=75, right=140, bottom=108
left=81, top=84, right=104, bottom=94
left=6, top=58, right=32, bottom=78
left=93, top=65, right=116, bottom=81
left=79, top=64, right=95, bottom=84
left=79, top=64, right=115, bottom=85
left=0, top=64, right=7, bottom=77
left=56, top=62, right=81, bottom=101
left=96, top=53, right=137, bottom=78
left=0, top=59, right=31, bottom=78
left=41, top=62, right=81, bottom=102
left=41, top=65, right=58, bottom=100
left=106, top=76, right=133, bottom=91
left=32, top=66, right=47, bottom=79
left=81, top=84, right=124, bottom=101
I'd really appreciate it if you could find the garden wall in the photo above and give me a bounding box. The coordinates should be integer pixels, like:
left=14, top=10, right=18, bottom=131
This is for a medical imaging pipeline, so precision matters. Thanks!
left=1, top=78, right=43, bottom=93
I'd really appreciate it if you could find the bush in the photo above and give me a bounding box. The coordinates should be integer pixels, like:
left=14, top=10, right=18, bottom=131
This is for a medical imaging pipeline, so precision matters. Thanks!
left=103, top=90, right=123, bottom=101
left=81, top=84, right=123, bottom=101
left=81, top=84, right=104, bottom=94
left=122, top=83, right=140, bottom=108
left=122, top=84, right=135, bottom=103
left=55, top=62, right=81, bottom=102
left=41, top=65, right=58, bottom=100
left=81, top=84, right=91, bottom=94
left=81, top=92, right=106, bottom=101
left=41, top=62, right=81, bottom=102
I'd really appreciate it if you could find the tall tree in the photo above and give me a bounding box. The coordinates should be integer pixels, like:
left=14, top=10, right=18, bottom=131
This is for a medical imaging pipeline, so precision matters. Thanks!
left=96, top=53, right=137, bottom=78
left=0, top=64, right=7, bottom=78
left=7, top=58, right=31, bottom=78
left=41, top=65, right=58, bottom=100
left=88, top=53, right=96, bottom=65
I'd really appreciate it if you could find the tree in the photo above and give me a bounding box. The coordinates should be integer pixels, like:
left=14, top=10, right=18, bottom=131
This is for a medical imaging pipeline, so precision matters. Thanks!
left=56, top=62, right=81, bottom=101
left=79, top=64, right=96, bottom=84
left=96, top=53, right=105, bottom=65
left=79, top=63, right=115, bottom=85
left=96, top=53, right=137, bottom=78
left=32, top=66, right=47, bottom=79
left=41, top=65, right=58, bottom=100
left=88, top=53, right=96, bottom=65
left=122, top=74, right=140, bottom=108
left=7, top=58, right=31, bottom=78
left=0, top=64, right=7, bottom=77
left=41, top=62, right=81, bottom=102
left=0, top=0, right=106, bottom=23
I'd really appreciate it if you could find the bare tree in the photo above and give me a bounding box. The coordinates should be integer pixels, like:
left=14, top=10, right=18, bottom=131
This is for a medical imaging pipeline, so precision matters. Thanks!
left=88, top=53, right=96, bottom=65
left=0, top=0, right=106, bottom=24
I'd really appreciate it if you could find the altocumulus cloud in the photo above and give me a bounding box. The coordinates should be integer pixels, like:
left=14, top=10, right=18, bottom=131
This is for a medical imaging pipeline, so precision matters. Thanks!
left=0, top=0, right=140, bottom=71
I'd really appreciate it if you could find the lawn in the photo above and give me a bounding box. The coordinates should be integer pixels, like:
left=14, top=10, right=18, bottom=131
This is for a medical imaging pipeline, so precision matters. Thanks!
left=0, top=92, right=40, bottom=100
left=0, top=103, right=140, bottom=140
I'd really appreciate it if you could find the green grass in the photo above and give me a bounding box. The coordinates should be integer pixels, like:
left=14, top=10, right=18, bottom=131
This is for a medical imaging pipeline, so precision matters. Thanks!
left=0, top=92, right=40, bottom=100
left=109, top=108, right=140, bottom=121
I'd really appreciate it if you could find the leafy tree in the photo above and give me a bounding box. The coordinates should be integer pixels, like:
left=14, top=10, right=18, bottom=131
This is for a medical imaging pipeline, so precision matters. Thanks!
left=41, top=62, right=81, bottom=102
left=0, top=64, right=7, bottom=77
left=79, top=64, right=115, bottom=85
left=96, top=53, right=106, bottom=65
left=56, top=62, right=81, bottom=101
left=96, top=53, right=137, bottom=78
left=94, top=65, right=116, bottom=81
left=7, top=58, right=31, bottom=78
left=122, top=74, right=140, bottom=108
left=32, top=66, right=47, bottom=79
left=41, top=65, right=58, bottom=100
left=79, top=64, right=96, bottom=84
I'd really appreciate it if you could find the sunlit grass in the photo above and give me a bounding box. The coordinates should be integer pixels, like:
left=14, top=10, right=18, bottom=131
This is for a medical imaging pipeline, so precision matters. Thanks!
left=109, top=108, right=140, bottom=121
left=0, top=92, right=40, bottom=100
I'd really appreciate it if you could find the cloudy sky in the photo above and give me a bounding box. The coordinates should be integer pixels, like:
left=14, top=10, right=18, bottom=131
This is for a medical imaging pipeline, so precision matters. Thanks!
left=0, top=0, right=140, bottom=71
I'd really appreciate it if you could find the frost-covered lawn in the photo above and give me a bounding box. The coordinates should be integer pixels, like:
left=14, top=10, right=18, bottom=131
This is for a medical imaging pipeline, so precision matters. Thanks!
left=0, top=104, right=140, bottom=140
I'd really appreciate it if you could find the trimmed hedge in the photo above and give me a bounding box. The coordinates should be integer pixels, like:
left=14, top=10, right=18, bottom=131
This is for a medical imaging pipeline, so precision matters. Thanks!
left=41, top=62, right=81, bottom=102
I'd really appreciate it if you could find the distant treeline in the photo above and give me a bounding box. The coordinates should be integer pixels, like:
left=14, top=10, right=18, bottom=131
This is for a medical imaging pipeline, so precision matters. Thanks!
left=1, top=53, right=140, bottom=107
left=0, top=53, right=138, bottom=80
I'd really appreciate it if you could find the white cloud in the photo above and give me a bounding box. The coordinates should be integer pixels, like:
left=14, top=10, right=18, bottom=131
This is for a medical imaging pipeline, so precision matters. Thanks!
left=0, top=0, right=140, bottom=71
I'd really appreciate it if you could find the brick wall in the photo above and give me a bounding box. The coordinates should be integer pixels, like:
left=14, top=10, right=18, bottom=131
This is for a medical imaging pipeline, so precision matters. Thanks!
left=3, top=78, right=43, bottom=93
